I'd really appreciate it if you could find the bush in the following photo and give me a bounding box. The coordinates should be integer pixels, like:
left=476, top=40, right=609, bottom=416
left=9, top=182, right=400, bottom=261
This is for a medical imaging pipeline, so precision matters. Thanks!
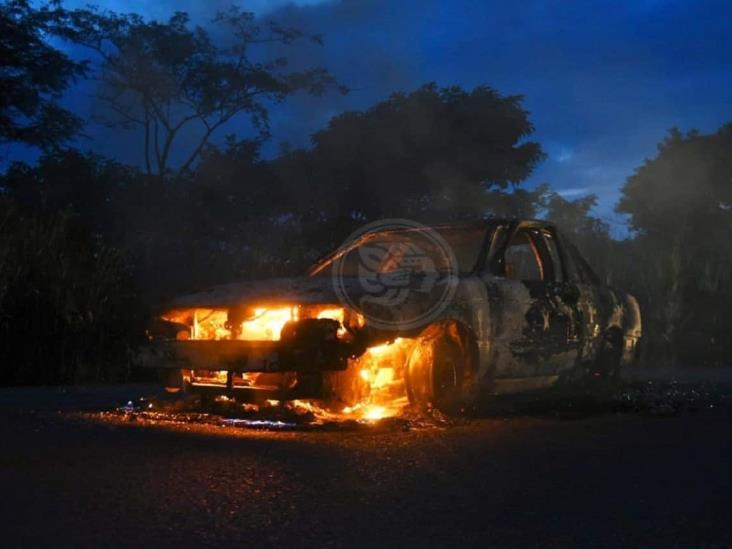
left=0, top=199, right=142, bottom=384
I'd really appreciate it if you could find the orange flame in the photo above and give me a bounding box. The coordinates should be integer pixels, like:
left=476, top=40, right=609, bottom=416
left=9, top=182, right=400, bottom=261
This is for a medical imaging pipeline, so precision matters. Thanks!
left=162, top=305, right=412, bottom=422
left=239, top=307, right=297, bottom=341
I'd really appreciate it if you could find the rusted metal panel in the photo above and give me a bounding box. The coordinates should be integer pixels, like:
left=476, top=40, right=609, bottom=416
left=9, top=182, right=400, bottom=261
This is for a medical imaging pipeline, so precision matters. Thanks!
left=143, top=219, right=642, bottom=398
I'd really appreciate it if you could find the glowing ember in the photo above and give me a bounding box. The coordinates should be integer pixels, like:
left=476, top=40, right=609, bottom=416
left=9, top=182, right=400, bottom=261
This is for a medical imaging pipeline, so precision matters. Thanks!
left=164, top=305, right=353, bottom=342
left=192, top=309, right=228, bottom=340
left=287, top=337, right=413, bottom=421
left=315, top=307, right=344, bottom=322
left=239, top=307, right=296, bottom=341
left=316, top=307, right=347, bottom=336
left=160, top=305, right=415, bottom=422
left=371, top=367, right=395, bottom=388
left=361, top=405, right=388, bottom=421
left=366, top=342, right=391, bottom=356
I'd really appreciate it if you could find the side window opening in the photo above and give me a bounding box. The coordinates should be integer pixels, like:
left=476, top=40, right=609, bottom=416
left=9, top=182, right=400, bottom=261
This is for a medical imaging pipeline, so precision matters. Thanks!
left=492, top=227, right=568, bottom=283
left=568, top=243, right=601, bottom=285
left=541, top=229, right=564, bottom=282
left=554, top=235, right=600, bottom=285
left=501, top=229, right=548, bottom=281
left=561, top=245, right=582, bottom=283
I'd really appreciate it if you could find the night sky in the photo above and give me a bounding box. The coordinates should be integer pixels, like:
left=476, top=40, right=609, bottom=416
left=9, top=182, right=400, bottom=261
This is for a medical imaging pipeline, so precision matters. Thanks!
left=34, top=1, right=732, bottom=231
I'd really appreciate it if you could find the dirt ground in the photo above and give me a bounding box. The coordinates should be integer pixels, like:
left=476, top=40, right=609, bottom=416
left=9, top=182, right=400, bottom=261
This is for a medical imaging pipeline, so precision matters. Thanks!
left=1, top=369, right=732, bottom=548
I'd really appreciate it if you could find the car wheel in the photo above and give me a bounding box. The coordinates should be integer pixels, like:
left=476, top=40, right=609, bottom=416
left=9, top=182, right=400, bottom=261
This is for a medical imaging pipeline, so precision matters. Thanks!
left=406, top=329, right=473, bottom=414
left=159, top=368, right=186, bottom=393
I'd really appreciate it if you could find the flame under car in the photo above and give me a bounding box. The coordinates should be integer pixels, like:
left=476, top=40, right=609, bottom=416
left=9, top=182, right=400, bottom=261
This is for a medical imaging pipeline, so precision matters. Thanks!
left=143, top=301, right=414, bottom=415
left=141, top=219, right=642, bottom=416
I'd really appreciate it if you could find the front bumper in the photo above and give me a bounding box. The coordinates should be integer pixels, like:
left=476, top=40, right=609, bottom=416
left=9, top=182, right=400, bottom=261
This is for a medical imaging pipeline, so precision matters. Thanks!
left=138, top=339, right=349, bottom=373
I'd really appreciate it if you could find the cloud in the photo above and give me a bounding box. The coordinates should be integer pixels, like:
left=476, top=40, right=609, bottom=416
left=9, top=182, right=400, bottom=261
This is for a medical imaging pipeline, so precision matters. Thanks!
left=30, top=0, right=732, bottom=228
left=557, top=187, right=592, bottom=198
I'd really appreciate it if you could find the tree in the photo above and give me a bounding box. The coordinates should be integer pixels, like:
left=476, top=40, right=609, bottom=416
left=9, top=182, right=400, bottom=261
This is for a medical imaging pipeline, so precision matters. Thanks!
left=616, top=124, right=732, bottom=365
left=67, top=6, right=345, bottom=178
left=1, top=149, right=138, bottom=237
left=0, top=197, right=141, bottom=384
left=272, top=83, right=545, bottom=252
left=0, top=0, right=87, bottom=150
left=543, top=191, right=615, bottom=282
left=618, top=126, right=732, bottom=238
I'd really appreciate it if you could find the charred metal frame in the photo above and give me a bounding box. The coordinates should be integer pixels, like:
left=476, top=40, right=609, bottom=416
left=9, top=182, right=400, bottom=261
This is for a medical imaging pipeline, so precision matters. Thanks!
left=141, top=219, right=643, bottom=399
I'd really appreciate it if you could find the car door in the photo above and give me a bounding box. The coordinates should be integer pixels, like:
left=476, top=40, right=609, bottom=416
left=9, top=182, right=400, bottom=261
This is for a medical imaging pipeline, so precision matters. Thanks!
left=482, top=222, right=581, bottom=379
left=558, top=235, right=617, bottom=365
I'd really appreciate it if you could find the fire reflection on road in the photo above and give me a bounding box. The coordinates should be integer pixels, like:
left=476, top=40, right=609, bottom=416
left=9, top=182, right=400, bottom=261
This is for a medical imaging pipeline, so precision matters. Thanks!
left=82, top=394, right=452, bottom=433
left=76, top=377, right=732, bottom=434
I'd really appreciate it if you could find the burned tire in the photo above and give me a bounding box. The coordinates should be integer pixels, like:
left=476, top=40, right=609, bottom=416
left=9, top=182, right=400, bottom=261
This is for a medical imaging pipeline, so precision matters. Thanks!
left=159, top=368, right=186, bottom=394
left=406, top=327, right=475, bottom=414
left=159, top=370, right=218, bottom=408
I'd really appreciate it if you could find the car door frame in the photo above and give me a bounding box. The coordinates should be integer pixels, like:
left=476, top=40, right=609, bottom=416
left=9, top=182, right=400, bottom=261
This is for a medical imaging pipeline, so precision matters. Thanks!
left=555, top=233, right=618, bottom=367
left=480, top=220, right=582, bottom=383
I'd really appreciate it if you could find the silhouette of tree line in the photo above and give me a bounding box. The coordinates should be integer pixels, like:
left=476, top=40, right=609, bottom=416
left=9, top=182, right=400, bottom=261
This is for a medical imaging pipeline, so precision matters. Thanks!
left=1, top=1, right=730, bottom=383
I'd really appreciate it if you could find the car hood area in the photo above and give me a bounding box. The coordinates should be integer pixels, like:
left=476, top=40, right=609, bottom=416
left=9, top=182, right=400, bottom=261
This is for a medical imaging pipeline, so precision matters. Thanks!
left=167, top=276, right=350, bottom=309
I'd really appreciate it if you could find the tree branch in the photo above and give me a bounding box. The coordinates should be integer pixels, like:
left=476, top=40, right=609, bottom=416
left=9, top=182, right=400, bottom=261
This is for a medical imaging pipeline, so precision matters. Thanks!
left=153, top=116, right=162, bottom=173
left=143, top=110, right=151, bottom=176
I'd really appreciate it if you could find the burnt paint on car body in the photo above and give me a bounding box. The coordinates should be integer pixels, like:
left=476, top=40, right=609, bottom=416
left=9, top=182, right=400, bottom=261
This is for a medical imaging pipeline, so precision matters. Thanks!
left=144, top=219, right=642, bottom=395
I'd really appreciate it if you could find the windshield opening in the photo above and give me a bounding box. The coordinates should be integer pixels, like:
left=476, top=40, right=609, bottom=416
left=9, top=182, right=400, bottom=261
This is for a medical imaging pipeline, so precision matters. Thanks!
left=311, top=225, right=489, bottom=277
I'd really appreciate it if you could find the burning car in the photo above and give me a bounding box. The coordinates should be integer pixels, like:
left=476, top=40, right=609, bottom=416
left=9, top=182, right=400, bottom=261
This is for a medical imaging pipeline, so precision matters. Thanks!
left=141, top=219, right=641, bottom=417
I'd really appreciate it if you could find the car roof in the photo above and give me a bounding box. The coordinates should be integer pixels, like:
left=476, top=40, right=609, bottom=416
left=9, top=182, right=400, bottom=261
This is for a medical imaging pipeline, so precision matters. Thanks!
left=308, top=218, right=557, bottom=275
left=420, top=218, right=554, bottom=230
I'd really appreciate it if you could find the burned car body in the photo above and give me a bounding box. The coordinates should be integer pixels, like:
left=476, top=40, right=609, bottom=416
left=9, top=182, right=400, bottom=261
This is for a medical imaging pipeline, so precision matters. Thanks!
left=142, top=219, right=641, bottom=414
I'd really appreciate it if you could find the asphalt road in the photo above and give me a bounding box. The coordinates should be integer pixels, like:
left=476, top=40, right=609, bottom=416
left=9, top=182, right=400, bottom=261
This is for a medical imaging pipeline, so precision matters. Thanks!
left=1, top=374, right=732, bottom=548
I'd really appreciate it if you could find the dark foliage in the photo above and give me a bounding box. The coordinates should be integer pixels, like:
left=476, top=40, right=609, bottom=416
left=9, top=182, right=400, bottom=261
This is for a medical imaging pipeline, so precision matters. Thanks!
left=64, top=6, right=345, bottom=177
left=271, top=83, right=546, bottom=255
left=542, top=191, right=614, bottom=282
left=0, top=199, right=141, bottom=383
left=615, top=125, right=732, bottom=366
left=0, top=0, right=87, bottom=149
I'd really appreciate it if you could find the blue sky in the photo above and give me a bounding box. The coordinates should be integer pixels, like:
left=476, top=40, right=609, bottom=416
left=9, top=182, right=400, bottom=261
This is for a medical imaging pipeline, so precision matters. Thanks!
left=20, top=1, right=732, bottom=233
